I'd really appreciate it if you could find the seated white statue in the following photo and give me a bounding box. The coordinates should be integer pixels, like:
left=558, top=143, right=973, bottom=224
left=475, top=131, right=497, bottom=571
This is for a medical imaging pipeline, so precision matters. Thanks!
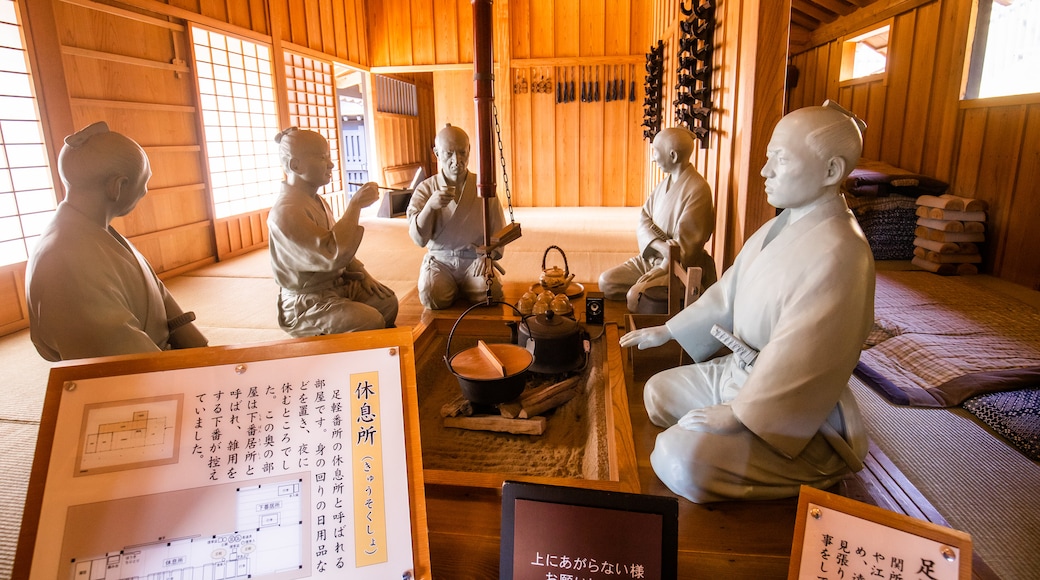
left=26, top=121, right=208, bottom=361
left=620, top=102, right=875, bottom=502
left=267, top=128, right=398, bottom=336
left=598, top=127, right=717, bottom=312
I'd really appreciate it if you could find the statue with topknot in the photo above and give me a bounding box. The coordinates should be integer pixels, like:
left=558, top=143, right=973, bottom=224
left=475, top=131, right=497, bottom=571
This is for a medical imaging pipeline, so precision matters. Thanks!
left=267, top=128, right=398, bottom=336
left=26, top=121, right=208, bottom=361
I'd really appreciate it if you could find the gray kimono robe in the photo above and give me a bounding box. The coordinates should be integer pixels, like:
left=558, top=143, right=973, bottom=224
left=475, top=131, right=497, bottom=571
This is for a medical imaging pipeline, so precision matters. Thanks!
left=27, top=202, right=186, bottom=361
left=268, top=184, right=397, bottom=336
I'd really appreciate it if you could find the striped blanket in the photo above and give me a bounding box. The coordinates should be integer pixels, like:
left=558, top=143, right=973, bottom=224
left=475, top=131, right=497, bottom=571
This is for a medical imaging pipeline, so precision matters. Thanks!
left=856, top=271, right=1040, bottom=407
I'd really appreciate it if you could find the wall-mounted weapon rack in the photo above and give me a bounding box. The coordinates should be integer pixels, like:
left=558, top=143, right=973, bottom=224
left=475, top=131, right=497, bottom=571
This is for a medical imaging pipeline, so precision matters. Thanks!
left=675, top=0, right=715, bottom=148
left=642, top=40, right=665, bottom=141
left=511, top=65, right=639, bottom=106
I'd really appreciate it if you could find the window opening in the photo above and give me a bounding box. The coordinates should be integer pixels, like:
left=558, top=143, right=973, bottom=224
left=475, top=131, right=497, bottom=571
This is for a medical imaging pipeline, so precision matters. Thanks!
left=840, top=23, right=890, bottom=83
left=965, top=0, right=1040, bottom=99
left=374, top=75, right=418, bottom=116
left=191, top=26, right=282, bottom=219
left=335, top=65, right=371, bottom=204
left=284, top=51, right=344, bottom=213
left=0, top=0, right=57, bottom=267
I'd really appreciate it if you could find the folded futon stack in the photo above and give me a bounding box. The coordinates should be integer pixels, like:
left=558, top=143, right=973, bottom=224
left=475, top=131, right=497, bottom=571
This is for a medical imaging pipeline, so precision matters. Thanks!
left=842, top=159, right=950, bottom=261
left=913, top=194, right=987, bottom=275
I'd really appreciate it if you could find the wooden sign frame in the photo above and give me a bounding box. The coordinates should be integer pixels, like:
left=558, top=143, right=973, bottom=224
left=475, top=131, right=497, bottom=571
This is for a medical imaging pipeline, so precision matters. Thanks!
left=789, top=486, right=971, bottom=580
left=14, top=328, right=431, bottom=580
left=500, top=480, right=678, bottom=580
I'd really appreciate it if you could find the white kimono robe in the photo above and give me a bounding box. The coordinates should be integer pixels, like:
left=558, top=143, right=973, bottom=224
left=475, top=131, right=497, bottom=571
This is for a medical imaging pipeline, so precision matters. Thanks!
left=268, top=184, right=398, bottom=336
left=599, top=164, right=717, bottom=305
left=26, top=202, right=188, bottom=361
left=645, top=194, right=875, bottom=502
left=407, top=171, right=506, bottom=309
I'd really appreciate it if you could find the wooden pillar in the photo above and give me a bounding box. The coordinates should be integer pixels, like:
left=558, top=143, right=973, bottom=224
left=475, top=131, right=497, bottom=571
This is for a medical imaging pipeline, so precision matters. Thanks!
left=734, top=0, right=790, bottom=245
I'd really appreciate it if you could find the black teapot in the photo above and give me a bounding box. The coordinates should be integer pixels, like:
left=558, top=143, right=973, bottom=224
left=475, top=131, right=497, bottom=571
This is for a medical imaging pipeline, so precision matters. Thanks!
left=508, top=310, right=589, bottom=375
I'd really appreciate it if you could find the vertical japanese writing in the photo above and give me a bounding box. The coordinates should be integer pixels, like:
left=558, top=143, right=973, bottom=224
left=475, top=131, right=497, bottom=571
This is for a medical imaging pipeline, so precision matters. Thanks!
left=350, top=372, right=388, bottom=566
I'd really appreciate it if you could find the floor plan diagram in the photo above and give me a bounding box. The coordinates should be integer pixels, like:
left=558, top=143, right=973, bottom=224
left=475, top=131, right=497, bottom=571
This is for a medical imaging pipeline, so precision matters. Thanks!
left=77, top=396, right=181, bottom=474
left=66, top=479, right=306, bottom=580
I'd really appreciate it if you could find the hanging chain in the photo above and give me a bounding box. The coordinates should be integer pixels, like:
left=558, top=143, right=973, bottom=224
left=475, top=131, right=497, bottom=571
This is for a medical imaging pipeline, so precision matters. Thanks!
left=492, top=101, right=515, bottom=224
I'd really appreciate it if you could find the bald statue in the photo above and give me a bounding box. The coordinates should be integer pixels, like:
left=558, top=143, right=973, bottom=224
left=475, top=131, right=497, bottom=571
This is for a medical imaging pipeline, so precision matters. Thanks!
left=598, top=127, right=717, bottom=312
left=620, top=102, right=874, bottom=503
left=26, top=121, right=208, bottom=361
left=407, top=124, right=506, bottom=309
left=267, top=128, right=398, bottom=337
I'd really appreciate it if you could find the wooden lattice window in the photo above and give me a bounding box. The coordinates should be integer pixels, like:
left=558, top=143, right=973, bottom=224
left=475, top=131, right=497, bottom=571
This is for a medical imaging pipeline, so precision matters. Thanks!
left=284, top=51, right=342, bottom=200
left=191, top=26, right=282, bottom=219
left=0, top=0, right=56, bottom=267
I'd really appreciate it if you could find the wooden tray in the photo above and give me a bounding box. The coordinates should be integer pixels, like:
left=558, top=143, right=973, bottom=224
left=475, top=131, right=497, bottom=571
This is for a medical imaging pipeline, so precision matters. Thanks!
left=411, top=316, right=639, bottom=493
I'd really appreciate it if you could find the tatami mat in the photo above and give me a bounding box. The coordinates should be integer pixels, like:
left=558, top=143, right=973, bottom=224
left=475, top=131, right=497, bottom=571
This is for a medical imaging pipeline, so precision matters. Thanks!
left=0, top=331, right=51, bottom=423
left=0, top=421, right=41, bottom=580
left=851, top=374, right=1040, bottom=580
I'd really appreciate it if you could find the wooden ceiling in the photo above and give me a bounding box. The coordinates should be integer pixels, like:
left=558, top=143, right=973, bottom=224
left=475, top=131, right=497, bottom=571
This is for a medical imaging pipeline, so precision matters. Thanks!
left=790, top=0, right=883, bottom=51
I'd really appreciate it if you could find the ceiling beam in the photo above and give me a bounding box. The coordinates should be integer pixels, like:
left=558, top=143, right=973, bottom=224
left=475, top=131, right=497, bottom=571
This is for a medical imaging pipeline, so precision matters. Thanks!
left=792, top=0, right=840, bottom=23
left=809, top=0, right=933, bottom=48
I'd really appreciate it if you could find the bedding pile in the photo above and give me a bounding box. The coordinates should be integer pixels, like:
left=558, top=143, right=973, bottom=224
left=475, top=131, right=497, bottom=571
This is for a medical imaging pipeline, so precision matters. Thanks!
left=857, top=270, right=1040, bottom=406
left=842, top=159, right=950, bottom=261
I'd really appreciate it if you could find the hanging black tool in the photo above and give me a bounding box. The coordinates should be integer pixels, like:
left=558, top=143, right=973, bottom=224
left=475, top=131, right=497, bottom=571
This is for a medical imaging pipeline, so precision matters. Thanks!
left=629, top=63, right=636, bottom=102
left=614, top=72, right=620, bottom=101
left=593, top=66, right=600, bottom=102
left=580, top=67, right=588, bottom=102
left=556, top=67, right=562, bottom=103
left=694, top=0, right=714, bottom=19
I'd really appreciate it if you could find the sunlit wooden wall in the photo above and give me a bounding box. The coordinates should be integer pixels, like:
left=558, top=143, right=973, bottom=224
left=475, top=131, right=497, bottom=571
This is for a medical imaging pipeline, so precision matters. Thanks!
left=373, top=73, right=438, bottom=182
left=367, top=0, right=653, bottom=209
left=789, top=0, right=1040, bottom=290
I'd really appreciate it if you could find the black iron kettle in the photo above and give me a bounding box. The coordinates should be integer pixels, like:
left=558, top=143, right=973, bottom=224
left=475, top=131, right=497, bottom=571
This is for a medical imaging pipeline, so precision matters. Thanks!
left=508, top=310, right=589, bottom=374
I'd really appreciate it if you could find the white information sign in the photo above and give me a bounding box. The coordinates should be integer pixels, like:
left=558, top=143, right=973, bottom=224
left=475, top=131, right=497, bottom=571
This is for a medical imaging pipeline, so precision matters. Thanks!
left=19, top=336, right=425, bottom=580
left=790, top=487, right=971, bottom=580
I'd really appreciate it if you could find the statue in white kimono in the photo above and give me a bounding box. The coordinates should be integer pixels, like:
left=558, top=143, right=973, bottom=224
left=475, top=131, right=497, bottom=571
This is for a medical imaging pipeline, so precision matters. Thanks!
left=620, top=102, right=875, bottom=502
left=26, top=121, right=209, bottom=361
left=598, top=127, right=717, bottom=312
left=407, top=124, right=506, bottom=309
left=267, top=128, right=398, bottom=337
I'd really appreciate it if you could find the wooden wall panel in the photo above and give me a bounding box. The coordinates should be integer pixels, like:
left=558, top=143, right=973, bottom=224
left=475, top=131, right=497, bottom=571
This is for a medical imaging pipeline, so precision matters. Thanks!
left=0, top=264, right=28, bottom=335
left=791, top=0, right=1040, bottom=290
left=997, top=106, right=1040, bottom=287
left=162, top=0, right=268, bottom=35
left=214, top=209, right=269, bottom=260
left=373, top=73, right=437, bottom=187
left=971, top=105, right=1026, bottom=279
left=878, top=11, right=907, bottom=156
left=433, top=70, right=477, bottom=143
left=54, top=1, right=215, bottom=274
left=434, top=0, right=460, bottom=62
